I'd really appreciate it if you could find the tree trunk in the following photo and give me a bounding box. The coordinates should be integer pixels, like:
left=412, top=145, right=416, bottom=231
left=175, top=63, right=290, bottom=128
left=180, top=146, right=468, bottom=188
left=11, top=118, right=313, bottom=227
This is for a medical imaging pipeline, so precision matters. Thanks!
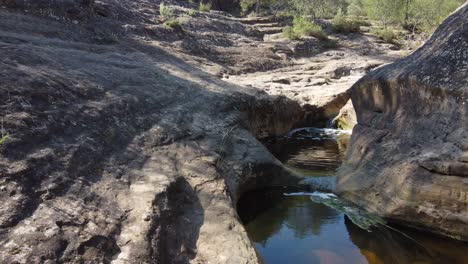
left=404, top=0, right=411, bottom=26
left=256, top=0, right=260, bottom=14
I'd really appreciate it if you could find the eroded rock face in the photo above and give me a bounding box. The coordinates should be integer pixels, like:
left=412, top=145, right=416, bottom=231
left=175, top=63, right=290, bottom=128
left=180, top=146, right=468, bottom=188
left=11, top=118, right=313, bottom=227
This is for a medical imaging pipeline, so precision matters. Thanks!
left=337, top=4, right=468, bottom=240
left=0, top=2, right=303, bottom=263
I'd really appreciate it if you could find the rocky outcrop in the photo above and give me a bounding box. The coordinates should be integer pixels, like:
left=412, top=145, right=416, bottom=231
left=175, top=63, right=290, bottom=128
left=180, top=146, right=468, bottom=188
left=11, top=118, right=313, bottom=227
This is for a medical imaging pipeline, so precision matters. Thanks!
left=225, top=23, right=406, bottom=126
left=337, top=4, right=468, bottom=240
left=0, top=2, right=304, bottom=263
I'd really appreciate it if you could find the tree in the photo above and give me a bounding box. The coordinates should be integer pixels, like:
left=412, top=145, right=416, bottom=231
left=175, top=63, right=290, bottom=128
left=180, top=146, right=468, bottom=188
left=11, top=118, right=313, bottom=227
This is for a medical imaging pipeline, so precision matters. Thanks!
left=363, top=0, right=406, bottom=28
left=407, top=0, right=465, bottom=33
left=347, top=0, right=366, bottom=17
left=288, top=0, right=348, bottom=19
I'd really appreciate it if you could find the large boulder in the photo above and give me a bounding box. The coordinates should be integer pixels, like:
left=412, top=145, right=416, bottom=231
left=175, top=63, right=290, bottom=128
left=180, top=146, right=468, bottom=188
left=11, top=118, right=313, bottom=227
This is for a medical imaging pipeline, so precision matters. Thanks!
left=337, top=4, right=468, bottom=240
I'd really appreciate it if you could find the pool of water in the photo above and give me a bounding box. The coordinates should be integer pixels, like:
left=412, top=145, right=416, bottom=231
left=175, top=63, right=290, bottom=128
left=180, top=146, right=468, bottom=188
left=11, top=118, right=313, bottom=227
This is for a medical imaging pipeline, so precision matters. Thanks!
left=238, top=128, right=468, bottom=264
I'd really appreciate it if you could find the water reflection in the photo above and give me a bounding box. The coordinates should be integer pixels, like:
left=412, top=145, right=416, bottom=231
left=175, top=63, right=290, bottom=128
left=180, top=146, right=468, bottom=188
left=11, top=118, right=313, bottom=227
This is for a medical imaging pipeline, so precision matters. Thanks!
left=238, top=188, right=468, bottom=264
left=239, top=128, right=468, bottom=264
left=265, top=129, right=349, bottom=176
left=346, top=218, right=468, bottom=264
left=238, top=189, right=365, bottom=264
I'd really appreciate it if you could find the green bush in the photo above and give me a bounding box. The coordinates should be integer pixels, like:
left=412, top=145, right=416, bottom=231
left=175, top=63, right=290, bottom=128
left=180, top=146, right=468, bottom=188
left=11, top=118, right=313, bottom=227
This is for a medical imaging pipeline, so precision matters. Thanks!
left=332, top=12, right=361, bottom=34
left=370, top=27, right=396, bottom=43
left=240, top=0, right=256, bottom=16
left=159, top=2, right=173, bottom=20
left=292, top=16, right=327, bottom=40
left=282, top=17, right=327, bottom=40
left=0, top=133, right=9, bottom=146
left=164, top=19, right=183, bottom=30
left=188, top=9, right=197, bottom=16
left=199, top=1, right=211, bottom=12
left=282, top=26, right=299, bottom=40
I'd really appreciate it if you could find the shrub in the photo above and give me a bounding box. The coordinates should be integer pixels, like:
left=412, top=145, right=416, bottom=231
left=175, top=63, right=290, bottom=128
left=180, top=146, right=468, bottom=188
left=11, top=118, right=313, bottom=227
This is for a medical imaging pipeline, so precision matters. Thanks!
left=240, top=0, right=256, bottom=16
left=282, top=26, right=299, bottom=40
left=0, top=133, right=9, bottom=146
left=159, top=2, right=173, bottom=20
left=188, top=9, right=197, bottom=16
left=94, top=29, right=119, bottom=43
left=332, top=12, right=361, bottom=34
left=199, top=1, right=211, bottom=12
left=0, top=120, right=8, bottom=147
left=164, top=19, right=183, bottom=30
left=292, top=16, right=327, bottom=40
left=282, top=17, right=327, bottom=40
left=370, top=27, right=396, bottom=43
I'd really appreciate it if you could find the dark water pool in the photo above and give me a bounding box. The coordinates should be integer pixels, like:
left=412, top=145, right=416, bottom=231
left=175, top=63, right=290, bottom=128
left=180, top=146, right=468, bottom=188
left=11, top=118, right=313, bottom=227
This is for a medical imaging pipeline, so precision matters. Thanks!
left=238, top=128, right=468, bottom=264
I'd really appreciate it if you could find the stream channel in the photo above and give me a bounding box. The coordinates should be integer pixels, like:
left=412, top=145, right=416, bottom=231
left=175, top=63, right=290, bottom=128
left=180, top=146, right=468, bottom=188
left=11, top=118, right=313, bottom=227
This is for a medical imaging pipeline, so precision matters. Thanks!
left=237, top=128, right=468, bottom=264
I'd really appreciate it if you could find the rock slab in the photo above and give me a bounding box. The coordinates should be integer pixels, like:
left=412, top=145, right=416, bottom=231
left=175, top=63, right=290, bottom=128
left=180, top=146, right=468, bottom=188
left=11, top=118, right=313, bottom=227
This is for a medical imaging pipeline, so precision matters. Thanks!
left=337, top=4, right=468, bottom=240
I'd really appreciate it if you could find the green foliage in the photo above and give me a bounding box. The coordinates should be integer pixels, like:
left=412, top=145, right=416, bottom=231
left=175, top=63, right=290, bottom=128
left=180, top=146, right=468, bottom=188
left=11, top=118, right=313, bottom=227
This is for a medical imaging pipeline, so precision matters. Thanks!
left=188, top=9, right=197, bottom=16
left=237, top=0, right=464, bottom=35
left=159, top=2, right=173, bottom=20
left=0, top=133, right=9, bottom=146
left=362, top=0, right=463, bottom=32
left=406, top=0, right=465, bottom=33
left=363, top=0, right=406, bottom=27
left=240, top=0, right=256, bottom=16
left=370, top=27, right=396, bottom=43
left=348, top=0, right=366, bottom=17
left=288, top=0, right=348, bottom=19
left=292, top=16, right=327, bottom=40
left=0, top=120, right=8, bottom=147
left=282, top=17, right=327, bottom=40
left=332, top=10, right=361, bottom=34
left=164, top=19, right=183, bottom=30
left=282, top=25, right=299, bottom=39
left=199, top=1, right=212, bottom=12
left=159, top=2, right=184, bottom=30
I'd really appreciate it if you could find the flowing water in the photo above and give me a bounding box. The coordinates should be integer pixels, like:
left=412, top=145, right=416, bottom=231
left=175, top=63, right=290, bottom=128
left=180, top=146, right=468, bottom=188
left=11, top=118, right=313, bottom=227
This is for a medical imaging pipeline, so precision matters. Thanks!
left=238, top=128, right=468, bottom=264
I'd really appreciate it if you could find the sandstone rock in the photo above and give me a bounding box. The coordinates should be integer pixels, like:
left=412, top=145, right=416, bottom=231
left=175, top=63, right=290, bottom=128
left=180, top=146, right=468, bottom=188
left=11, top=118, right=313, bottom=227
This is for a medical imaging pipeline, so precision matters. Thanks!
left=332, top=99, right=357, bottom=130
left=0, top=2, right=304, bottom=263
left=337, top=4, right=468, bottom=240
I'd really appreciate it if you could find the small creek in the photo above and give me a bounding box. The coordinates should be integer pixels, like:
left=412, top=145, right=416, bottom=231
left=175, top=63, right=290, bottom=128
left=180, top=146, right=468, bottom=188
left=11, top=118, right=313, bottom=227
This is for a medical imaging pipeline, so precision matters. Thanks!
left=238, top=128, right=468, bottom=264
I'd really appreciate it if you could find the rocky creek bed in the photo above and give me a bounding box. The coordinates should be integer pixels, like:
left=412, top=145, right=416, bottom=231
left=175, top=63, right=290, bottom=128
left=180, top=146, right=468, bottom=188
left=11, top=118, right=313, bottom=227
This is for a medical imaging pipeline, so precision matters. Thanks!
left=238, top=128, right=468, bottom=264
left=0, top=1, right=466, bottom=263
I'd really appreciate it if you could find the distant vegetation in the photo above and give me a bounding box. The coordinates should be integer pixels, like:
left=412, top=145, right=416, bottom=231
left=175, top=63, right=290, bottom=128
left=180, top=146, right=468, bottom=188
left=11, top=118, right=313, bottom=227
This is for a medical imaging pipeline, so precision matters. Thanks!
left=240, top=0, right=465, bottom=35
left=283, top=16, right=327, bottom=40
left=331, top=10, right=361, bottom=33
left=370, top=27, right=396, bottom=43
